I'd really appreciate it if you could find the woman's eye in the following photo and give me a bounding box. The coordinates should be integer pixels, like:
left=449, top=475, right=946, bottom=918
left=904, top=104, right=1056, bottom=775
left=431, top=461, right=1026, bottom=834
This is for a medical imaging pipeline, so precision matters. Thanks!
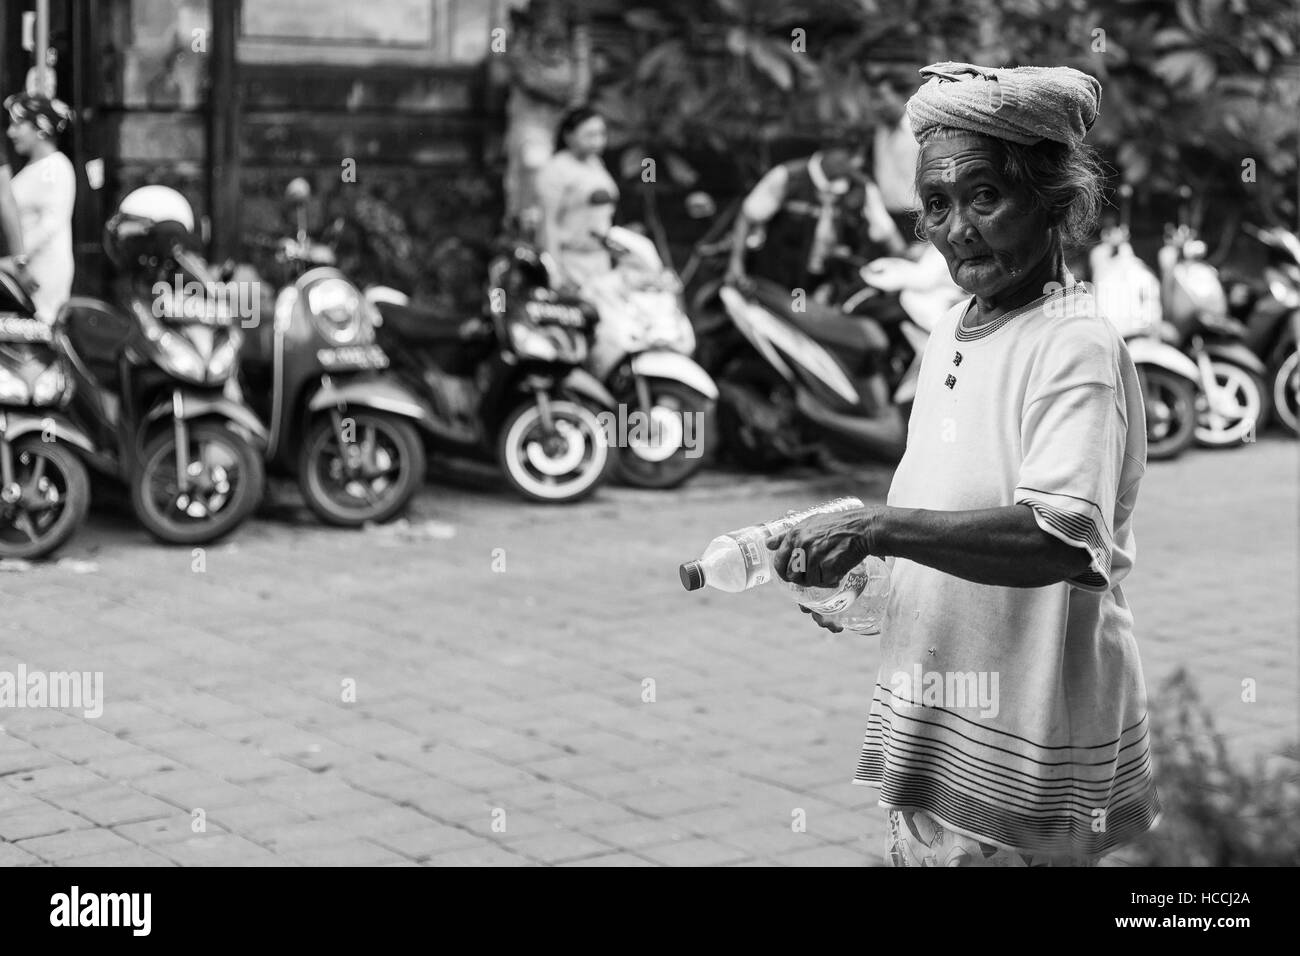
left=925, top=197, right=947, bottom=214
left=973, top=189, right=998, bottom=204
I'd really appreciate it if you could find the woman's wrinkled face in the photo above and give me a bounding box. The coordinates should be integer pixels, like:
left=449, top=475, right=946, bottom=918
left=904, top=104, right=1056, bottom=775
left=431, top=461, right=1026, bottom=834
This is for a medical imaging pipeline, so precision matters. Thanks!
left=566, top=116, right=607, bottom=158
left=916, top=132, right=1052, bottom=299
left=6, top=118, right=41, bottom=156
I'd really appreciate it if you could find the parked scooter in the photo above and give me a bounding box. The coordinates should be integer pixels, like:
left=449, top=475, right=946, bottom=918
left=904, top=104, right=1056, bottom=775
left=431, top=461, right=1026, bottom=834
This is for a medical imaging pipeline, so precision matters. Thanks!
left=682, top=197, right=932, bottom=469
left=705, top=272, right=908, bottom=469
left=59, top=187, right=267, bottom=545
left=1159, top=187, right=1268, bottom=447
left=238, top=179, right=429, bottom=526
left=1090, top=184, right=1202, bottom=460
left=368, top=239, right=613, bottom=503
left=1225, top=222, right=1300, bottom=436
left=0, top=265, right=93, bottom=558
left=580, top=225, right=717, bottom=488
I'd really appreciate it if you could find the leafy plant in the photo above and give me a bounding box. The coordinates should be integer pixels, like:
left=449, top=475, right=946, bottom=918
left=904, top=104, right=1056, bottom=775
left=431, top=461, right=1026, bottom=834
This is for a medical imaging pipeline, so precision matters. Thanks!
left=584, top=0, right=1298, bottom=253
left=1120, top=667, right=1300, bottom=866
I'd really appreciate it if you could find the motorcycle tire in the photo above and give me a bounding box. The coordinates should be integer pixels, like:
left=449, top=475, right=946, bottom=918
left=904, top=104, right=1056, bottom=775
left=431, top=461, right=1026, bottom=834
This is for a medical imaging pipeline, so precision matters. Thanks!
left=612, top=379, right=716, bottom=490
left=0, top=438, right=91, bottom=561
left=1139, top=366, right=1198, bottom=460
left=497, top=397, right=610, bottom=503
left=1194, top=360, right=1268, bottom=448
left=132, top=420, right=265, bottom=545
left=298, top=411, right=427, bottom=527
left=1269, top=346, right=1298, bottom=437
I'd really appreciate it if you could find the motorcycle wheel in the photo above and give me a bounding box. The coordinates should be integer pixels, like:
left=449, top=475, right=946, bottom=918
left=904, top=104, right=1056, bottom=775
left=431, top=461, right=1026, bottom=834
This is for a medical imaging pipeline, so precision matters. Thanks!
left=1270, top=347, right=1298, bottom=437
left=132, top=421, right=265, bottom=545
left=497, top=397, right=610, bottom=503
left=717, top=358, right=796, bottom=472
left=1194, top=360, right=1268, bottom=447
left=298, top=412, right=426, bottom=527
left=613, top=379, right=716, bottom=489
left=0, top=438, right=90, bottom=560
left=1139, top=366, right=1197, bottom=460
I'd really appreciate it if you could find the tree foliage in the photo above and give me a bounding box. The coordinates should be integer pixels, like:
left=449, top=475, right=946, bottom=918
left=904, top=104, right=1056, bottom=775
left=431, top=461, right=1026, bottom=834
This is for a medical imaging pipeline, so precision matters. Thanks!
left=589, top=0, right=1300, bottom=235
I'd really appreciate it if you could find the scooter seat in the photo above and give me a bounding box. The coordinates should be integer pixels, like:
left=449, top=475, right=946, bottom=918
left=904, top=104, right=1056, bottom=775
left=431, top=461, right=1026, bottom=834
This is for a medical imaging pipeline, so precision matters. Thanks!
left=747, top=279, right=890, bottom=357
left=378, top=301, right=479, bottom=344
left=790, top=309, right=890, bottom=356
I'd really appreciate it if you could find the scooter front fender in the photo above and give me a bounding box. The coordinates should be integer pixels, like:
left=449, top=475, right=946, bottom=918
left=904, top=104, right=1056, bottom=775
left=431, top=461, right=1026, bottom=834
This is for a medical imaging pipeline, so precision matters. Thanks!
left=629, top=351, right=719, bottom=401
left=306, top=374, right=436, bottom=427
left=1126, top=337, right=1200, bottom=382
left=0, top=411, right=97, bottom=456
left=143, top=390, right=270, bottom=450
left=1203, top=341, right=1267, bottom=376
left=558, top=367, right=618, bottom=410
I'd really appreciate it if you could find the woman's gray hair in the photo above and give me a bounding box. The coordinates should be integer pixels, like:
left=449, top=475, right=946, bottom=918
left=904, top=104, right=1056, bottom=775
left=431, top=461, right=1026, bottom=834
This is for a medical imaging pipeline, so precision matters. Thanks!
left=911, top=127, right=1106, bottom=249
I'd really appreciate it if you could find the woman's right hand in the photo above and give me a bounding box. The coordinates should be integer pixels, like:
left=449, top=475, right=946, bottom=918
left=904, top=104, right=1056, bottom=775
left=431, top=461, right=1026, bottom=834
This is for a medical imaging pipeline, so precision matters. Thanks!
left=0, top=255, right=39, bottom=294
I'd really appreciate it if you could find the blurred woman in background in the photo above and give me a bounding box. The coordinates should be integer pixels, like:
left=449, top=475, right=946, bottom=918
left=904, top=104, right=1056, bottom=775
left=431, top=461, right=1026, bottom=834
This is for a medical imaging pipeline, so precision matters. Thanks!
left=4, top=93, right=75, bottom=321
left=0, top=115, right=32, bottom=290
left=534, top=106, right=619, bottom=291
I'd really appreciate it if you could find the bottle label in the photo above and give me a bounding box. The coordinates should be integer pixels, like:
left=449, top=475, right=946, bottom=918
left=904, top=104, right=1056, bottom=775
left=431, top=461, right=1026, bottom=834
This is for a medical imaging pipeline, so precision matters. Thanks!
left=737, top=534, right=769, bottom=589
left=722, top=497, right=867, bottom=593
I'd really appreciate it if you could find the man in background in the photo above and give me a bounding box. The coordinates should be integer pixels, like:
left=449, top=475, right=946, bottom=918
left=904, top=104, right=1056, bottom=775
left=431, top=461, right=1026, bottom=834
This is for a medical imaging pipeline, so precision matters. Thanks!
left=724, top=140, right=908, bottom=299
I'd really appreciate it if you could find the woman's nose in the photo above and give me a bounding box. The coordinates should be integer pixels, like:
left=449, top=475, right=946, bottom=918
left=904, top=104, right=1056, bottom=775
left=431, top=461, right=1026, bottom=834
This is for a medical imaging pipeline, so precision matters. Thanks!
left=946, top=205, right=979, bottom=247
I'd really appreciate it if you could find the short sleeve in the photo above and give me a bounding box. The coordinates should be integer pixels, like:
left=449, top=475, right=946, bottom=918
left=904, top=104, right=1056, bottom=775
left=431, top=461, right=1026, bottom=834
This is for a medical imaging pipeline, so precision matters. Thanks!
left=1014, top=334, right=1127, bottom=592
left=741, top=165, right=789, bottom=224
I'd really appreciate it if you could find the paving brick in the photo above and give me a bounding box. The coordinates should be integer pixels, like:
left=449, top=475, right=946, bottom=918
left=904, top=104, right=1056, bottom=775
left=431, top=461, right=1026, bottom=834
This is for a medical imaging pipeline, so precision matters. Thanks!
left=16, top=827, right=139, bottom=862
left=558, top=853, right=657, bottom=867
left=0, top=841, right=46, bottom=866
left=113, top=814, right=228, bottom=846
left=155, top=834, right=285, bottom=866
left=495, top=830, right=615, bottom=864
left=1, top=763, right=109, bottom=798
left=370, top=824, right=487, bottom=860
left=0, top=804, right=96, bottom=841
left=636, top=838, right=753, bottom=867
left=58, top=846, right=178, bottom=866
left=423, top=842, right=535, bottom=867
left=587, top=818, right=688, bottom=851
left=282, top=840, right=407, bottom=867
left=61, top=790, right=179, bottom=828
left=775, top=843, right=878, bottom=867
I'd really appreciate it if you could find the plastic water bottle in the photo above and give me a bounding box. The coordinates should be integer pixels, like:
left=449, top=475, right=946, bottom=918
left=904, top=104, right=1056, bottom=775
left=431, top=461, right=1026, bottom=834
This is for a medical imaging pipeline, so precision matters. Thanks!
left=799, top=555, right=893, bottom=635
left=678, top=497, right=892, bottom=634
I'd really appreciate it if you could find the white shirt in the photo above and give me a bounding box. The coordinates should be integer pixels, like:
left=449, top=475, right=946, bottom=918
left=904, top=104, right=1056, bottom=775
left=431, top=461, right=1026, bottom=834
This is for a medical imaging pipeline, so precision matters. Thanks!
left=11, top=150, right=76, bottom=322
left=853, top=278, right=1161, bottom=857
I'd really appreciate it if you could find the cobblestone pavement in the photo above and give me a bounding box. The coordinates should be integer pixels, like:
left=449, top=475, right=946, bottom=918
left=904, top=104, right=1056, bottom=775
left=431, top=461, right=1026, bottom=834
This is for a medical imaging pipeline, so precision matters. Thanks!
left=0, top=436, right=1295, bottom=866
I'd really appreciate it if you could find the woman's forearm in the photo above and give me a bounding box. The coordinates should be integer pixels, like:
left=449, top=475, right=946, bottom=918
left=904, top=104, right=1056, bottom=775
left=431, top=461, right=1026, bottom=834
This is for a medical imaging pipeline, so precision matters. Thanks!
left=873, top=504, right=1092, bottom=588
left=0, top=172, right=23, bottom=254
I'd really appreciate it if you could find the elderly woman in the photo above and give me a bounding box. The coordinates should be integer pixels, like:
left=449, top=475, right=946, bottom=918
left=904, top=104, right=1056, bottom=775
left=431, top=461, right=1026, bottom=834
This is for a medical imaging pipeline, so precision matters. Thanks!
left=769, top=63, right=1159, bottom=866
left=4, top=93, right=75, bottom=322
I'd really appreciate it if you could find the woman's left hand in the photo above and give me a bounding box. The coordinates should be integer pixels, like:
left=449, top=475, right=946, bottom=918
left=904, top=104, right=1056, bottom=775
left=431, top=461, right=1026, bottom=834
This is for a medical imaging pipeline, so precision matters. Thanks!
left=767, top=508, right=878, bottom=587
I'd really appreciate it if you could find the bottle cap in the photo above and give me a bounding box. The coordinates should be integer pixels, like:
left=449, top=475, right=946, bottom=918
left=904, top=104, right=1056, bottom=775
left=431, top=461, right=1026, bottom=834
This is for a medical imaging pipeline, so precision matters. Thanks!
left=679, top=561, right=705, bottom=591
